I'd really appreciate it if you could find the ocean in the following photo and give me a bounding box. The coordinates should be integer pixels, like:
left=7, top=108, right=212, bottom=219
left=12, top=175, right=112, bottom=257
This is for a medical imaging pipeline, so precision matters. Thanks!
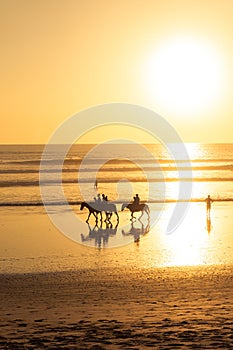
left=1, top=143, right=233, bottom=206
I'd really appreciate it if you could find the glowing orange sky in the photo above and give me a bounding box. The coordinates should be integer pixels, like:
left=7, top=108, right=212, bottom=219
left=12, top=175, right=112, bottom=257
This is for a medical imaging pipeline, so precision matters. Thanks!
left=0, top=0, right=232, bottom=143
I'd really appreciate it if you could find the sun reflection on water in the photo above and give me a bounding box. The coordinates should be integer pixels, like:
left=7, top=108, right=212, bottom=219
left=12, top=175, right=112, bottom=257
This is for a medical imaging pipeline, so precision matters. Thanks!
left=158, top=203, right=211, bottom=267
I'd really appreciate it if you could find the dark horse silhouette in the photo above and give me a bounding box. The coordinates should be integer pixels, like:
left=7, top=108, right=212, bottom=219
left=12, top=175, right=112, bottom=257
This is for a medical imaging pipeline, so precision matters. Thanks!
left=101, top=201, right=119, bottom=222
left=80, top=201, right=119, bottom=223
left=80, top=202, right=102, bottom=222
left=121, top=203, right=150, bottom=220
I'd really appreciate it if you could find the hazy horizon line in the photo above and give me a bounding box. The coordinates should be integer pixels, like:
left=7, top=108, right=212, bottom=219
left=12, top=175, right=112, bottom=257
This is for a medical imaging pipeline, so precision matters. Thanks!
left=1, top=142, right=233, bottom=146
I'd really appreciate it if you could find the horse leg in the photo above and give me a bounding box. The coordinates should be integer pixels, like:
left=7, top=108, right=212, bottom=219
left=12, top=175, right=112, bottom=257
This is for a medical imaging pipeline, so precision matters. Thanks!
left=139, top=210, right=144, bottom=220
left=145, top=205, right=150, bottom=218
left=86, top=212, right=91, bottom=223
left=130, top=212, right=136, bottom=221
left=115, top=211, right=119, bottom=222
left=105, top=212, right=111, bottom=222
left=138, top=216, right=143, bottom=224
left=95, top=212, right=98, bottom=223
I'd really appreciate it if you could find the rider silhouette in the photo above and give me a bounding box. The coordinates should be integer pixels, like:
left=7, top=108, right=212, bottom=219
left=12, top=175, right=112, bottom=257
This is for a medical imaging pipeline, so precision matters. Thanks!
left=133, top=194, right=140, bottom=205
left=102, top=194, right=108, bottom=201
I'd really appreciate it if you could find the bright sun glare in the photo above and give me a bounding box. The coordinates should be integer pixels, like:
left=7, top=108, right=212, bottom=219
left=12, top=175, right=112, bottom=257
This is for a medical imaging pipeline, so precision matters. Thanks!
left=145, top=37, right=226, bottom=116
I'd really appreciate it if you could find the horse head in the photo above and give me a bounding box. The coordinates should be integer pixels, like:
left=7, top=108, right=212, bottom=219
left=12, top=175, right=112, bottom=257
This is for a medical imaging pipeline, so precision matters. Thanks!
left=80, top=201, right=86, bottom=210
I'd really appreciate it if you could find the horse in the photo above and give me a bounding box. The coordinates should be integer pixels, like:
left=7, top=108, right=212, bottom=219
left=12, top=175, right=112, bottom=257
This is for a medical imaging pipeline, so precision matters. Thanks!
left=80, top=202, right=102, bottom=223
left=80, top=201, right=119, bottom=223
left=101, top=201, right=119, bottom=222
left=121, top=202, right=150, bottom=220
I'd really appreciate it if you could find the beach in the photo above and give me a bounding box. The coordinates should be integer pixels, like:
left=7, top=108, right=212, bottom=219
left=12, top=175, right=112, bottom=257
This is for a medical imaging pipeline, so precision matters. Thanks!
left=1, top=266, right=233, bottom=349
left=1, top=202, right=233, bottom=349
left=1, top=143, right=233, bottom=348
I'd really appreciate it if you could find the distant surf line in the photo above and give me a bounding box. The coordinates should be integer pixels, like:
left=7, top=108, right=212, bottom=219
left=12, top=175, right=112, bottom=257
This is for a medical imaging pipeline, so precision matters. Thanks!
left=1, top=177, right=233, bottom=187
left=1, top=198, right=233, bottom=207
left=1, top=163, right=233, bottom=174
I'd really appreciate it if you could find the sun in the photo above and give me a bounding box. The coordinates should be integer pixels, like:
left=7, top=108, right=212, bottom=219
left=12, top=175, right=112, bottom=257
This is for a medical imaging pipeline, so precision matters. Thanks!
left=145, top=36, right=226, bottom=117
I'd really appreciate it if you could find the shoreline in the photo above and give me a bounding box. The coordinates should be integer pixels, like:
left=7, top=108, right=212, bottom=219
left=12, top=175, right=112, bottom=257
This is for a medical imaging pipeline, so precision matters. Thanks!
left=1, top=197, right=233, bottom=207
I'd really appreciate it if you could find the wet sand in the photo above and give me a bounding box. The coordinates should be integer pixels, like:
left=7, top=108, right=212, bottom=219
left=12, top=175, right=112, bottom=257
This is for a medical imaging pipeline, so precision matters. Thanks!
left=1, top=265, right=233, bottom=349
left=1, top=203, right=233, bottom=348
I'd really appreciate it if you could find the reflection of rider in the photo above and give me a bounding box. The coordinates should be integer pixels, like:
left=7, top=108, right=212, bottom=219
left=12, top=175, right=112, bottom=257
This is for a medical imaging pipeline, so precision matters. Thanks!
left=133, top=194, right=140, bottom=205
left=81, top=221, right=118, bottom=248
left=122, top=219, right=150, bottom=244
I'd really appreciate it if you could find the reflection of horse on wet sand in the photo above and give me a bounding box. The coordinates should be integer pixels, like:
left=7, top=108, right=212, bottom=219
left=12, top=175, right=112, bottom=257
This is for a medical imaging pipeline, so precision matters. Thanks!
left=122, top=219, right=150, bottom=244
left=121, top=203, right=150, bottom=220
left=81, top=222, right=118, bottom=248
left=80, top=201, right=119, bottom=223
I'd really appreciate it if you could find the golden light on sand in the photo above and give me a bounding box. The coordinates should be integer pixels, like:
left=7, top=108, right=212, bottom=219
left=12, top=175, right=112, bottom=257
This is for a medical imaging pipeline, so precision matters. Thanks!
left=162, top=203, right=210, bottom=266
left=145, top=36, right=226, bottom=117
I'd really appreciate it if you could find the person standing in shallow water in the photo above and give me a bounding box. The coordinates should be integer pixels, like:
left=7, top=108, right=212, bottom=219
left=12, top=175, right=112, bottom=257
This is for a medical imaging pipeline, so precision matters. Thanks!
left=205, top=195, right=213, bottom=216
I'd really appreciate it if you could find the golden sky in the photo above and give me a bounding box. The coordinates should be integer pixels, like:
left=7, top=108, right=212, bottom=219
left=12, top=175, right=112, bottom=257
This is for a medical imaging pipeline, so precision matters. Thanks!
left=1, top=0, right=233, bottom=143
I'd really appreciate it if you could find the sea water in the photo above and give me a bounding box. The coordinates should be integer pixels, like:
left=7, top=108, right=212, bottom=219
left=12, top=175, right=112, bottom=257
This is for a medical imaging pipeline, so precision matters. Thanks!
left=1, top=143, right=233, bottom=273
left=1, top=143, right=233, bottom=205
